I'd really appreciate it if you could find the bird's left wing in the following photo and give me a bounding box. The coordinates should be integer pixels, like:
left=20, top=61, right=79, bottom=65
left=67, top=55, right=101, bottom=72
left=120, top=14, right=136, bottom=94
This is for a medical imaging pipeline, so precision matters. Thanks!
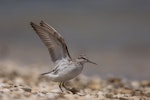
left=30, top=21, right=71, bottom=63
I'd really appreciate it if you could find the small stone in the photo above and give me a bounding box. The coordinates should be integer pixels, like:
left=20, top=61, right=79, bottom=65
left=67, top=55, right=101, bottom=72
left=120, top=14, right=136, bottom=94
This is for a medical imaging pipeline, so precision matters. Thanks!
left=132, top=89, right=144, bottom=96
left=51, top=89, right=60, bottom=93
left=97, top=91, right=106, bottom=98
left=77, top=92, right=86, bottom=96
left=113, top=94, right=130, bottom=100
left=131, top=81, right=140, bottom=89
left=85, top=94, right=91, bottom=98
left=2, top=88, right=10, bottom=93
left=41, top=90, right=48, bottom=94
left=140, top=80, right=150, bottom=87
left=31, top=88, right=39, bottom=94
left=22, top=88, right=32, bottom=92
left=97, top=91, right=104, bottom=96
left=12, top=91, right=22, bottom=99
left=14, top=77, right=24, bottom=84
left=145, top=92, right=150, bottom=97
left=115, top=88, right=133, bottom=94
left=47, top=92, right=59, bottom=99
left=107, top=77, right=121, bottom=83
left=119, top=97, right=129, bottom=100
left=2, top=79, right=13, bottom=85
left=105, top=93, right=113, bottom=98
left=37, top=93, right=45, bottom=97
left=24, top=92, right=31, bottom=97
left=88, top=78, right=102, bottom=90
left=0, top=83, right=7, bottom=87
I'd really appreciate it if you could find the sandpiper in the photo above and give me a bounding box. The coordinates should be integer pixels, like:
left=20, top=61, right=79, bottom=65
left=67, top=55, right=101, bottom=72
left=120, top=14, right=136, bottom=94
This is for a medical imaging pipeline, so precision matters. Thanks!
left=30, top=21, right=97, bottom=92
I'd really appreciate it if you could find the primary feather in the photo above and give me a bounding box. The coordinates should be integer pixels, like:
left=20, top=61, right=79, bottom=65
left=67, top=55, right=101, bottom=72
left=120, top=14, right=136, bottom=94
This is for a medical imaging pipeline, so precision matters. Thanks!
left=30, top=21, right=71, bottom=63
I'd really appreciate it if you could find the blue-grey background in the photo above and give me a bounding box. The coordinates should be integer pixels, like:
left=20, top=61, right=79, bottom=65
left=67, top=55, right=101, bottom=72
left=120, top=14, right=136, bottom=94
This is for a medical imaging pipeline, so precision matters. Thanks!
left=0, top=1, right=150, bottom=80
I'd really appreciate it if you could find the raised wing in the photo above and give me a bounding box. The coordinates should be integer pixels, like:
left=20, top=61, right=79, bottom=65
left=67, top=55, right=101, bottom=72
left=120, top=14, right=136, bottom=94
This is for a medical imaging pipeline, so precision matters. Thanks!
left=30, top=21, right=71, bottom=63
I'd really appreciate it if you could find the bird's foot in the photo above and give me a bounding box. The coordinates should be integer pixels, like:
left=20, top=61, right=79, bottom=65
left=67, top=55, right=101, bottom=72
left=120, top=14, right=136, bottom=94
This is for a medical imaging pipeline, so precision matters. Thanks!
left=66, top=87, right=79, bottom=94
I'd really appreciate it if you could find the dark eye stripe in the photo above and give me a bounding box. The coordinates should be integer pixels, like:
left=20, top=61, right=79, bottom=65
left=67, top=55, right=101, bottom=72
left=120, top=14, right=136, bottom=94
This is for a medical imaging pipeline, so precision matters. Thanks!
left=81, top=57, right=87, bottom=60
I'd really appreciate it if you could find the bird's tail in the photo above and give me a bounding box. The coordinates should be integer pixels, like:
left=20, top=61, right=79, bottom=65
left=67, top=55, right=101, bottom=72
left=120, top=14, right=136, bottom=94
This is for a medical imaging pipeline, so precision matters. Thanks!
left=40, top=71, right=58, bottom=81
left=41, top=71, right=52, bottom=75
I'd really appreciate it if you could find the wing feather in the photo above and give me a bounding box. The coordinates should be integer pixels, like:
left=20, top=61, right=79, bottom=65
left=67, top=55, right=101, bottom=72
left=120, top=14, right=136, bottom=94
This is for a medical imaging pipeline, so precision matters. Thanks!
left=40, top=21, right=71, bottom=59
left=30, top=21, right=71, bottom=63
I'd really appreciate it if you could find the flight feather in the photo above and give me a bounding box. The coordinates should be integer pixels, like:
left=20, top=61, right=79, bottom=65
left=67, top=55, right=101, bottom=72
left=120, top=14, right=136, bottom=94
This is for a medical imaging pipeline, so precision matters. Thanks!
left=30, top=21, right=71, bottom=63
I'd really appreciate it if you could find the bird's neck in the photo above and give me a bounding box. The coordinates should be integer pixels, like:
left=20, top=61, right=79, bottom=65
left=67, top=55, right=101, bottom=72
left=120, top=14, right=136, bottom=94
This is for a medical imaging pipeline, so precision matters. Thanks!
left=75, top=58, right=85, bottom=66
left=77, top=61, right=85, bottom=66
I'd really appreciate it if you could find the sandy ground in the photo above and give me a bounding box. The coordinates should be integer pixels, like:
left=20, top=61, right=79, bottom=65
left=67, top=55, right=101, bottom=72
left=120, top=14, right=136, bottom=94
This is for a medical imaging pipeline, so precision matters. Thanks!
left=0, top=61, right=150, bottom=100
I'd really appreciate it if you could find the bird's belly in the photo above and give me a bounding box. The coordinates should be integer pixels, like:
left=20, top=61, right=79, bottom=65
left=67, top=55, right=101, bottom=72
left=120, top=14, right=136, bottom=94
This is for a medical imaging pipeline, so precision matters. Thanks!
left=64, top=66, right=83, bottom=80
left=54, top=64, right=83, bottom=82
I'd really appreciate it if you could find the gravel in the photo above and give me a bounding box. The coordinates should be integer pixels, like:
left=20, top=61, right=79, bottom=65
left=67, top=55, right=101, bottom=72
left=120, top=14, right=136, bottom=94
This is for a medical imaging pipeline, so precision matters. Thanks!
left=0, top=63, right=149, bottom=100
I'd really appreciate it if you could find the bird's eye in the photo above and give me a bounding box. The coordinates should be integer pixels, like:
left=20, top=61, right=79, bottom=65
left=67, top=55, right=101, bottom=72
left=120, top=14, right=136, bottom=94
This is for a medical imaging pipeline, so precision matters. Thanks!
left=81, top=57, right=85, bottom=59
left=81, top=57, right=88, bottom=61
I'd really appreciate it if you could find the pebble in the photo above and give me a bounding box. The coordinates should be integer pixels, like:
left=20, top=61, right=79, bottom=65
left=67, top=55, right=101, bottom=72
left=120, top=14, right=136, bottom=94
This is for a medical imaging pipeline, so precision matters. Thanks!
left=131, top=81, right=140, bottom=89
left=47, top=92, right=59, bottom=99
left=88, top=78, right=102, bottom=90
left=97, top=91, right=106, bottom=98
left=0, top=65, right=149, bottom=100
left=105, top=93, right=113, bottom=98
left=140, top=80, right=150, bottom=87
left=2, top=88, right=10, bottom=93
left=22, top=87, right=32, bottom=92
left=24, top=92, right=31, bottom=97
left=31, top=87, right=39, bottom=94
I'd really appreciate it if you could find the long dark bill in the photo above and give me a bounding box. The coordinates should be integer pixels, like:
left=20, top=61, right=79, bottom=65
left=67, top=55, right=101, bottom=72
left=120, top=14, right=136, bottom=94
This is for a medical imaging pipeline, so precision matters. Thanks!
left=87, top=60, right=97, bottom=65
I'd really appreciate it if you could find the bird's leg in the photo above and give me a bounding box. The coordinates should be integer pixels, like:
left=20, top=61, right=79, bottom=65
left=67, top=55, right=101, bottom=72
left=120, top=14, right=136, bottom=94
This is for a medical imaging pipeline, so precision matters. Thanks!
left=62, top=82, right=70, bottom=90
left=59, top=82, right=63, bottom=92
left=62, top=82, right=79, bottom=94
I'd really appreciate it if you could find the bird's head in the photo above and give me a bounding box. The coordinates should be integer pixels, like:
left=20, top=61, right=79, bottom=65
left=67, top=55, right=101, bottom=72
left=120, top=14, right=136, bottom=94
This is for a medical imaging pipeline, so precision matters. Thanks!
left=76, top=55, right=97, bottom=65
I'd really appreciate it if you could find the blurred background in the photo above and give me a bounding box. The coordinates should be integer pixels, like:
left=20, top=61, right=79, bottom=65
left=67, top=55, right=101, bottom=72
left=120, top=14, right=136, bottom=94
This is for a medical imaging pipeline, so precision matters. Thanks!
left=0, top=0, right=150, bottom=80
